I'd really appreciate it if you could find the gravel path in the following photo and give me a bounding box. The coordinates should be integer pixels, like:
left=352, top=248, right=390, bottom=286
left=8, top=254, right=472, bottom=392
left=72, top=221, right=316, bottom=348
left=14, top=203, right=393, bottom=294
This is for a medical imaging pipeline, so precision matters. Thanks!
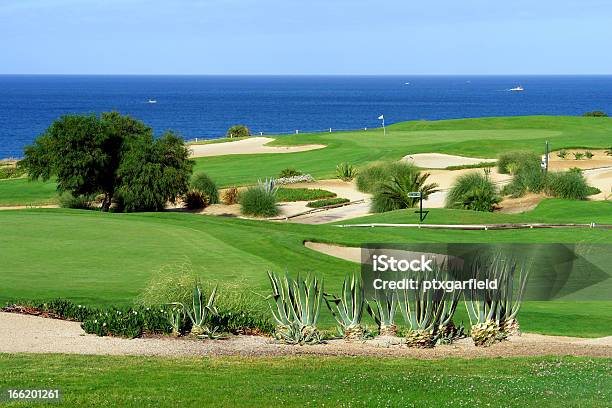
left=2, top=312, right=610, bottom=359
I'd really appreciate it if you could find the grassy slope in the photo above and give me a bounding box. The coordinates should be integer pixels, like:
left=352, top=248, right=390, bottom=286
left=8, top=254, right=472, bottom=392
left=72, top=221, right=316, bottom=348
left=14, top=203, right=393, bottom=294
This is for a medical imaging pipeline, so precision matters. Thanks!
left=0, top=355, right=610, bottom=407
left=1, top=208, right=610, bottom=337
left=195, top=116, right=612, bottom=187
left=0, top=178, right=58, bottom=206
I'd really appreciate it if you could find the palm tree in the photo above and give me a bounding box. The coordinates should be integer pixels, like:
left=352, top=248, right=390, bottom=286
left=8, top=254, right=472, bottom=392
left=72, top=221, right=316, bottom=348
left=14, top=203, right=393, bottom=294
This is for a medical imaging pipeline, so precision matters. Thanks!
left=372, top=172, right=439, bottom=213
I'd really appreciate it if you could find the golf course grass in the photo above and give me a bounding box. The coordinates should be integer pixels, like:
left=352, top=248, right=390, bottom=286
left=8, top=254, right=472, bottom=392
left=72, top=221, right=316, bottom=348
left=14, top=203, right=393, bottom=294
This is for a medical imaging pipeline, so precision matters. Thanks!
left=1, top=205, right=610, bottom=337
left=0, top=354, right=609, bottom=407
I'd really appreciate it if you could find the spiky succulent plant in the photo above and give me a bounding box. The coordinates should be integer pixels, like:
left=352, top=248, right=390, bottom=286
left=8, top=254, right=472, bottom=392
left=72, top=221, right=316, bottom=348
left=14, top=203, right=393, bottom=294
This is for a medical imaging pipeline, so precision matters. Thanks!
left=266, top=271, right=323, bottom=345
left=172, top=281, right=218, bottom=336
left=325, top=273, right=366, bottom=341
left=366, top=291, right=398, bottom=337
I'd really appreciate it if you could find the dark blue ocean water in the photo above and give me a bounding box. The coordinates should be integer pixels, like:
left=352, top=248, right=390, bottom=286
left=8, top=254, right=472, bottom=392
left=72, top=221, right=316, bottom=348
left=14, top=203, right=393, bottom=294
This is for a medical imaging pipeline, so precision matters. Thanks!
left=1, top=75, right=611, bottom=158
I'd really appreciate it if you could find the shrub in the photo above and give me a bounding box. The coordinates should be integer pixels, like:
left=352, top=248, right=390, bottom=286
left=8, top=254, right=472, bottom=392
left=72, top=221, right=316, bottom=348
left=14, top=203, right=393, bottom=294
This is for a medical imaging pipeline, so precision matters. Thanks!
left=183, top=189, right=209, bottom=210
left=574, top=152, right=584, bottom=160
left=606, top=148, right=612, bottom=156
left=557, top=149, right=568, bottom=159
left=226, top=125, right=250, bottom=138
left=191, top=172, right=219, bottom=204
left=497, top=151, right=540, bottom=175
left=278, top=168, right=302, bottom=178
left=446, top=172, right=500, bottom=212
left=356, top=161, right=420, bottom=193
left=0, top=163, right=26, bottom=180
left=586, top=186, right=602, bottom=196
left=222, top=186, right=239, bottom=205
left=239, top=180, right=279, bottom=217
left=276, top=187, right=335, bottom=202
left=585, top=151, right=594, bottom=159
left=371, top=171, right=439, bottom=213
left=583, top=111, right=608, bottom=117
left=81, top=307, right=171, bottom=339
left=502, top=159, right=546, bottom=198
left=59, top=193, right=93, bottom=209
left=336, top=162, right=357, bottom=181
left=545, top=169, right=590, bottom=200
left=306, top=197, right=350, bottom=208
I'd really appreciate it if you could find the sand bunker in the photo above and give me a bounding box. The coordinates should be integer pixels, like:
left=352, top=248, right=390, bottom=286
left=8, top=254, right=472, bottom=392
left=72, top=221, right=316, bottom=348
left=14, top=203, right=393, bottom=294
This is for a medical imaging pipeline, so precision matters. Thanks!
left=402, top=153, right=496, bottom=169
left=1, top=312, right=609, bottom=358
left=189, top=137, right=325, bottom=157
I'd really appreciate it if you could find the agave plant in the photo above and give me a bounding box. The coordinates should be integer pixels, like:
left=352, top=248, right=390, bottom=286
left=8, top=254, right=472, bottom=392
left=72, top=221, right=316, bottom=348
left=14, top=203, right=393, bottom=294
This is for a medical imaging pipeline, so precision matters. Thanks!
left=325, top=273, right=366, bottom=341
left=167, top=306, right=184, bottom=337
left=336, top=162, right=357, bottom=181
left=172, top=281, right=218, bottom=337
left=366, top=291, right=398, bottom=336
left=494, top=256, right=529, bottom=337
left=266, top=271, right=323, bottom=345
left=258, top=178, right=278, bottom=194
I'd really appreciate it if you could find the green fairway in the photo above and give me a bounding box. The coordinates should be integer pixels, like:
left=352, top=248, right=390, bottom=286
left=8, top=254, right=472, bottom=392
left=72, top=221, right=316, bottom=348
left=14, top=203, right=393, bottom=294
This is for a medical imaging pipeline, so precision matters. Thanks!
left=1, top=207, right=610, bottom=337
left=0, top=354, right=609, bottom=407
left=0, top=178, right=58, bottom=206
left=194, top=116, right=612, bottom=187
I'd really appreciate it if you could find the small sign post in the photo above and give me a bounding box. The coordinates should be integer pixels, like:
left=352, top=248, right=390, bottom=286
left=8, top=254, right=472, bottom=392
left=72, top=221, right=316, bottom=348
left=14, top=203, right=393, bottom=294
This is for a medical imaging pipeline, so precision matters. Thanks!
left=408, top=191, right=428, bottom=223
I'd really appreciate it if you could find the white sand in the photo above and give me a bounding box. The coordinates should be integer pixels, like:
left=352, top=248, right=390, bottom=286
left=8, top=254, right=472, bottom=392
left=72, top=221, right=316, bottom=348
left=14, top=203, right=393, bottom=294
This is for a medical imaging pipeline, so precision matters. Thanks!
left=189, top=137, right=325, bottom=157
left=402, top=153, right=496, bottom=169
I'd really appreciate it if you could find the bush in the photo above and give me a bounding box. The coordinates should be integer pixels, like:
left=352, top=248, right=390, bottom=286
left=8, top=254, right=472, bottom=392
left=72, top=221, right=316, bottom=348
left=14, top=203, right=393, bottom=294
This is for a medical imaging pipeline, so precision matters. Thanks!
left=59, top=193, right=93, bottom=209
left=583, top=111, right=608, bottom=117
left=226, top=125, right=251, bottom=138
left=222, top=186, right=239, bottom=205
left=501, top=158, right=546, bottom=198
left=183, top=189, right=209, bottom=210
left=336, top=162, right=357, bottom=181
left=239, top=181, right=279, bottom=217
left=557, top=149, right=568, bottom=159
left=0, top=163, right=26, bottom=180
left=278, top=168, right=302, bottom=178
left=356, top=161, right=420, bottom=193
left=585, top=151, right=594, bottom=159
left=497, top=151, right=540, bottom=175
left=574, top=152, right=584, bottom=160
left=276, top=187, right=336, bottom=202
left=307, top=197, right=350, bottom=208
left=191, top=172, right=219, bottom=204
left=371, top=171, right=439, bottom=213
left=446, top=172, right=500, bottom=212
left=605, top=148, right=612, bottom=156
left=545, top=169, right=590, bottom=200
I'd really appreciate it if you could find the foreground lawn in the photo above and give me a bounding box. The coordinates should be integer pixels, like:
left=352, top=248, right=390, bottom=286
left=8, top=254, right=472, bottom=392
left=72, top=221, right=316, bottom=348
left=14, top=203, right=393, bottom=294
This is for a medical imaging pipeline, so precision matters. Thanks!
left=1, top=208, right=610, bottom=337
left=0, top=354, right=609, bottom=407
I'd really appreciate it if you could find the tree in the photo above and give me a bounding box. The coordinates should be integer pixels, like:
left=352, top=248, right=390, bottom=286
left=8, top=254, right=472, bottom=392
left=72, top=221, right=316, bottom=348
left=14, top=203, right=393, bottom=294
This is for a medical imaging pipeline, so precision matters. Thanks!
left=371, top=172, right=439, bottom=213
left=226, top=125, right=251, bottom=138
left=20, top=112, right=192, bottom=212
left=117, top=132, right=193, bottom=212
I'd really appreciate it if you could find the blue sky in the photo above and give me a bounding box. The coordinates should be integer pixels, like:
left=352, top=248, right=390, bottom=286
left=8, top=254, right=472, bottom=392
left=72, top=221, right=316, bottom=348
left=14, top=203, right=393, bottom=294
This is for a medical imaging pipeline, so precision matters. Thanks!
left=1, top=0, right=611, bottom=74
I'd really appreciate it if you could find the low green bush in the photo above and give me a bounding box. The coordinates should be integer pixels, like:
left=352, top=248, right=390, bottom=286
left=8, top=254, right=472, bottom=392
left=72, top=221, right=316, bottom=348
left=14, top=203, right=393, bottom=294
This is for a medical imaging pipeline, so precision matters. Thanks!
left=583, top=111, right=608, bottom=117
left=574, top=152, right=584, bottom=160
left=585, top=151, right=594, bottom=159
left=545, top=169, right=590, bottom=200
left=239, top=181, right=279, bottom=217
left=446, top=172, right=500, bottom=212
left=497, top=151, right=540, bottom=175
left=59, top=193, right=93, bottom=209
left=276, top=187, right=336, bottom=202
left=306, top=197, right=350, bottom=208
left=356, top=161, right=420, bottom=193
left=371, top=171, right=439, bottom=213
left=278, top=168, right=302, bottom=178
left=191, top=172, right=219, bottom=204
left=226, top=125, right=251, bottom=138
left=501, top=159, right=547, bottom=198
left=444, top=162, right=496, bottom=171
left=336, top=162, right=357, bottom=181
left=556, top=149, right=568, bottom=159
left=0, top=163, right=26, bottom=180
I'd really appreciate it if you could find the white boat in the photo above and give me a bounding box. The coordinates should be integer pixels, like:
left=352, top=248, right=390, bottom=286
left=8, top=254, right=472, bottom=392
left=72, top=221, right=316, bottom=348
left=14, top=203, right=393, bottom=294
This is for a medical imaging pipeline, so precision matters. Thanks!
left=509, top=86, right=524, bottom=92
left=148, top=99, right=157, bottom=104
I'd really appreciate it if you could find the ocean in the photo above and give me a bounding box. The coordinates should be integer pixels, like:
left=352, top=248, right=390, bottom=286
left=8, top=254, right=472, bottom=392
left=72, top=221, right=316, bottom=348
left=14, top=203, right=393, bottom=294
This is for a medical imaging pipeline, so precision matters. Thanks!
left=1, top=75, right=611, bottom=159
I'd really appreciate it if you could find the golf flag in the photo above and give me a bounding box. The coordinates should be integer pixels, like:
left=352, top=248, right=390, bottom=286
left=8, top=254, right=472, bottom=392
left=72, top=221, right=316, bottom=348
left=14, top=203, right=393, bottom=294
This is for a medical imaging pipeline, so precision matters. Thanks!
left=378, top=115, right=384, bottom=120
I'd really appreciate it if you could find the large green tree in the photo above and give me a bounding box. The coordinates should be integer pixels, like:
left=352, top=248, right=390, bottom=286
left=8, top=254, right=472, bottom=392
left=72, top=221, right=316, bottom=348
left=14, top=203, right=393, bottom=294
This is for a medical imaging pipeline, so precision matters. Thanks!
left=21, top=112, right=192, bottom=212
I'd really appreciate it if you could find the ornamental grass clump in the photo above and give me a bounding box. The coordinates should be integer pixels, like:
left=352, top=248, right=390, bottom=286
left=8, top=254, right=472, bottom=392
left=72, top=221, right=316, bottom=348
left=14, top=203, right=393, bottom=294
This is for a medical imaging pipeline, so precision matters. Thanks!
left=336, top=162, right=357, bottom=181
left=265, top=271, right=323, bottom=345
left=191, top=172, right=219, bottom=204
left=239, top=178, right=279, bottom=217
left=545, top=169, right=590, bottom=200
left=446, top=171, right=500, bottom=212
left=325, top=274, right=367, bottom=341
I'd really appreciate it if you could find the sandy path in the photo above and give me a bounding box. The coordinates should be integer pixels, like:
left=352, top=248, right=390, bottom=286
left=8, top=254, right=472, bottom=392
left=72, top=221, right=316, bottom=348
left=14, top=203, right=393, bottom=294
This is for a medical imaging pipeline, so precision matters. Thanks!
left=189, top=137, right=325, bottom=157
left=1, top=313, right=610, bottom=358
left=403, top=153, right=496, bottom=169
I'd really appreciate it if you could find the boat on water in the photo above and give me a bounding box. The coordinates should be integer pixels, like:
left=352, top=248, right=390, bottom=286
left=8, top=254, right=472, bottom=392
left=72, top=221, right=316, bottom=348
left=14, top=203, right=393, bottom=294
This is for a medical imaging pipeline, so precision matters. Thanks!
left=148, top=99, right=157, bottom=104
left=509, top=86, right=524, bottom=92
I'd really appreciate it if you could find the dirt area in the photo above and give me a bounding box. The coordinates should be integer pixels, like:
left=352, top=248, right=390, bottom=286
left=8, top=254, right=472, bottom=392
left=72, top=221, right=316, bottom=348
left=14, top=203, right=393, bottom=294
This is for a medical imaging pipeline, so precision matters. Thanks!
left=549, top=149, right=612, bottom=171
left=402, top=153, right=496, bottom=169
left=189, top=137, right=326, bottom=157
left=498, top=193, right=545, bottom=214
left=1, top=312, right=609, bottom=358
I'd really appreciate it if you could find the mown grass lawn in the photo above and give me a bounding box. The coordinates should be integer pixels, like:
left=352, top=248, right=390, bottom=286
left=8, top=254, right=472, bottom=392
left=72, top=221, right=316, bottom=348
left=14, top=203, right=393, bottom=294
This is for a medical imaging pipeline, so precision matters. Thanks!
left=0, top=355, right=609, bottom=407
left=1, top=205, right=610, bottom=337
